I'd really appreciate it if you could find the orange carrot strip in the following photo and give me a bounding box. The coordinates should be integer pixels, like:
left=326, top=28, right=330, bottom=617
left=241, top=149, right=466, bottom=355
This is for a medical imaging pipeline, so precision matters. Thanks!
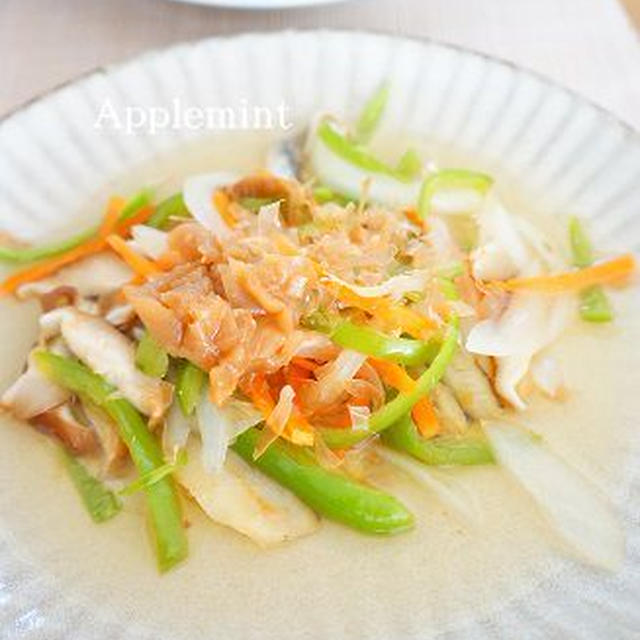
left=290, top=357, right=320, bottom=372
left=369, top=358, right=415, bottom=392
left=213, top=190, right=236, bottom=228
left=411, top=397, right=441, bottom=439
left=403, top=207, right=427, bottom=229
left=327, top=281, right=436, bottom=338
left=488, top=254, right=636, bottom=293
left=319, top=409, right=353, bottom=429
left=0, top=238, right=105, bottom=294
left=105, top=235, right=160, bottom=278
left=242, top=374, right=314, bottom=451
left=113, top=205, right=155, bottom=235
left=285, top=365, right=313, bottom=396
left=0, top=203, right=155, bottom=295
left=369, top=358, right=441, bottom=437
left=283, top=410, right=315, bottom=446
left=98, top=197, right=126, bottom=237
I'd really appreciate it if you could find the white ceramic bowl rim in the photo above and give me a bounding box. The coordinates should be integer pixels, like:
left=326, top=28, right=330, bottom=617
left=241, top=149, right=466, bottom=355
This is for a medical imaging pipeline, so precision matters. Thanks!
left=2, top=28, right=638, bottom=139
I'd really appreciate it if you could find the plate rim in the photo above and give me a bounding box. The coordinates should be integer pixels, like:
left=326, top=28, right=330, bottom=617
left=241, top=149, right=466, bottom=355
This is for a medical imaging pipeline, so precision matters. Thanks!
left=1, top=28, right=638, bottom=141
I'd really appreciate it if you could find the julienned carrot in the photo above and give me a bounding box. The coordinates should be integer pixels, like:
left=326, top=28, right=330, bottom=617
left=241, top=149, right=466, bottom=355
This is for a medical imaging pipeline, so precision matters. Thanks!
left=0, top=204, right=155, bottom=295
left=369, top=358, right=441, bottom=438
left=410, top=397, right=440, bottom=438
left=289, top=357, right=320, bottom=373
left=213, top=190, right=237, bottom=228
left=106, top=235, right=160, bottom=278
left=241, top=374, right=314, bottom=452
left=326, top=281, right=436, bottom=339
left=489, top=254, right=636, bottom=293
left=307, top=260, right=437, bottom=339
left=403, top=207, right=426, bottom=229
left=98, top=197, right=126, bottom=237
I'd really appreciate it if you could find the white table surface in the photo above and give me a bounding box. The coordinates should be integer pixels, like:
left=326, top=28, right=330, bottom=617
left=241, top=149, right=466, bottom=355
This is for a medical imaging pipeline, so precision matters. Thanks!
left=1, top=0, right=639, bottom=129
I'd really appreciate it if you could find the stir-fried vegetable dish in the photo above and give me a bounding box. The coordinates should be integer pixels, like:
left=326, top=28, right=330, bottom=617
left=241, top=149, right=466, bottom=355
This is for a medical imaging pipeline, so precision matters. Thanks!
left=0, top=87, right=634, bottom=572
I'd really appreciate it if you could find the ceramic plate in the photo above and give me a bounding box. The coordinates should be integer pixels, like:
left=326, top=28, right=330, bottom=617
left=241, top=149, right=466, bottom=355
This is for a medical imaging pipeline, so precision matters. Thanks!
left=0, top=31, right=638, bottom=640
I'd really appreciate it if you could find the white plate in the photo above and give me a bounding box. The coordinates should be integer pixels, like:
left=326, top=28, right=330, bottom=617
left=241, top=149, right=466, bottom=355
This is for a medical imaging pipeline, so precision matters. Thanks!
left=0, top=31, right=638, bottom=640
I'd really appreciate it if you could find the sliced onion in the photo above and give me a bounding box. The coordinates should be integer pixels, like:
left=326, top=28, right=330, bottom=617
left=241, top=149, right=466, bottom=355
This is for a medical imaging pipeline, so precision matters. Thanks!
left=530, top=354, right=565, bottom=399
left=267, top=385, right=295, bottom=434
left=467, top=293, right=551, bottom=358
left=293, top=331, right=339, bottom=361
left=376, top=446, right=483, bottom=527
left=495, top=356, right=530, bottom=410
left=266, top=136, right=301, bottom=179
left=349, top=405, right=371, bottom=431
left=177, top=438, right=318, bottom=547
left=257, top=201, right=283, bottom=235
left=484, top=420, right=624, bottom=570
left=323, top=270, right=430, bottom=302
left=222, top=400, right=265, bottom=434
left=311, top=350, right=367, bottom=407
left=129, top=225, right=169, bottom=259
left=468, top=291, right=574, bottom=357
left=490, top=295, right=574, bottom=408
left=471, top=241, right=517, bottom=281
left=195, top=392, right=263, bottom=474
left=308, top=133, right=420, bottom=207
left=431, top=188, right=485, bottom=216
left=425, top=217, right=461, bottom=264
left=183, top=172, right=239, bottom=238
left=472, top=194, right=532, bottom=279
left=514, top=216, right=567, bottom=271
left=162, top=401, right=194, bottom=458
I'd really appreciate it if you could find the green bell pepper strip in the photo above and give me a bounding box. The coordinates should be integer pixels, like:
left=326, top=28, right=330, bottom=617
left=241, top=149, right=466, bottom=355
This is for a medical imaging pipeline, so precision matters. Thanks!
left=35, top=351, right=187, bottom=572
left=311, top=185, right=354, bottom=207
left=176, top=360, right=206, bottom=417
left=568, top=217, right=613, bottom=323
left=232, top=428, right=414, bottom=535
left=354, top=83, right=389, bottom=144
left=417, top=169, right=493, bottom=218
left=578, top=286, right=613, bottom=322
left=120, top=450, right=188, bottom=496
left=436, top=261, right=464, bottom=300
left=135, top=331, right=169, bottom=378
left=568, top=216, right=593, bottom=268
left=395, top=148, right=422, bottom=181
left=0, top=228, right=96, bottom=264
left=438, top=277, right=460, bottom=301
left=60, top=446, right=122, bottom=522
left=330, top=320, right=440, bottom=366
left=438, top=261, right=464, bottom=280
left=403, top=290, right=425, bottom=303
left=317, top=120, right=416, bottom=183
left=381, top=414, right=494, bottom=465
left=237, top=196, right=279, bottom=212
left=119, top=188, right=154, bottom=221
left=0, top=188, right=153, bottom=264
left=147, top=192, right=189, bottom=229
left=319, top=316, right=459, bottom=449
